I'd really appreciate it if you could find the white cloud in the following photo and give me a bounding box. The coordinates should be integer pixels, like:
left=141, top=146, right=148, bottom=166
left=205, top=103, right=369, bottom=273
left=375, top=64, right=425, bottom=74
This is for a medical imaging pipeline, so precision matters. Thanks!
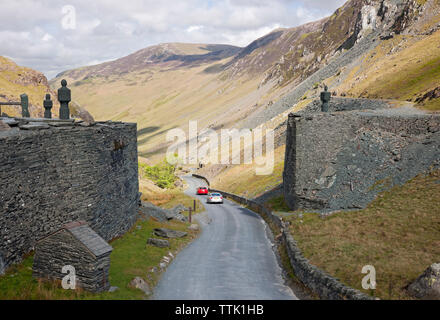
left=221, top=23, right=282, bottom=47
left=186, top=25, right=204, bottom=33
left=42, top=33, right=53, bottom=42
left=115, top=22, right=136, bottom=36
left=0, top=0, right=347, bottom=79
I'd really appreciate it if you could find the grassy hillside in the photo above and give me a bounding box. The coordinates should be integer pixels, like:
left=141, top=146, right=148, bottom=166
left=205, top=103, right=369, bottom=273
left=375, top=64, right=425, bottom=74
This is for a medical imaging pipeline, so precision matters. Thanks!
left=49, top=0, right=440, bottom=166
left=52, top=58, right=272, bottom=162
left=210, top=145, right=286, bottom=199
left=0, top=56, right=56, bottom=117
left=49, top=0, right=378, bottom=162
left=336, top=30, right=440, bottom=111
left=282, top=169, right=440, bottom=300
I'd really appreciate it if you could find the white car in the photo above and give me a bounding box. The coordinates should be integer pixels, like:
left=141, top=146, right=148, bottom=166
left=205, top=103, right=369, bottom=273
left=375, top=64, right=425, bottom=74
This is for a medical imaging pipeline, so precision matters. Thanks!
left=207, top=192, right=223, bottom=204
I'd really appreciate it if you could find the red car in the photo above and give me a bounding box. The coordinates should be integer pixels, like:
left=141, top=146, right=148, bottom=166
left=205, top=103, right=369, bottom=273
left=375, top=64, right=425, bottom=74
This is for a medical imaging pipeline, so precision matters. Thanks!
left=197, top=187, right=209, bottom=195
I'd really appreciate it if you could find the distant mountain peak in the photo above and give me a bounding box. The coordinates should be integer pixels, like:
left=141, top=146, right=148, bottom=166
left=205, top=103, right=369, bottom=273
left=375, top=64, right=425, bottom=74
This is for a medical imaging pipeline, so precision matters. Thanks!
left=56, top=42, right=242, bottom=81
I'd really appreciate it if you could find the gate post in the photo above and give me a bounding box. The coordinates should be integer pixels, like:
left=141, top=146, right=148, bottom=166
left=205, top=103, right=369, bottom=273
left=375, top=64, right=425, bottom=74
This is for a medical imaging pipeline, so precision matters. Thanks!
left=43, top=94, right=53, bottom=119
left=58, top=79, right=71, bottom=120
left=20, top=93, right=30, bottom=118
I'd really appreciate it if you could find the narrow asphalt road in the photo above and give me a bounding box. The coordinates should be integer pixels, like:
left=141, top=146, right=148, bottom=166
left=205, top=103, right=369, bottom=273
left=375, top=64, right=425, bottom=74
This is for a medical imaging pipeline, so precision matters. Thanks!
left=152, top=175, right=297, bottom=300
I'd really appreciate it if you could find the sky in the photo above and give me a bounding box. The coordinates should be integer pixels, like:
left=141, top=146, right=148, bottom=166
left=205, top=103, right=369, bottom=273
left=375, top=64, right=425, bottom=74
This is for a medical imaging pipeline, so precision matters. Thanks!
left=0, top=0, right=346, bottom=79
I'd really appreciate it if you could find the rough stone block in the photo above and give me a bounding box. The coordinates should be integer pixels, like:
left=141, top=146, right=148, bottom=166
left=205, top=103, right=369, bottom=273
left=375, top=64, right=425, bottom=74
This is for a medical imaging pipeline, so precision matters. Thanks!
left=153, top=228, right=187, bottom=238
left=129, top=277, right=151, bottom=295
left=407, top=263, right=440, bottom=299
left=147, top=238, right=170, bottom=248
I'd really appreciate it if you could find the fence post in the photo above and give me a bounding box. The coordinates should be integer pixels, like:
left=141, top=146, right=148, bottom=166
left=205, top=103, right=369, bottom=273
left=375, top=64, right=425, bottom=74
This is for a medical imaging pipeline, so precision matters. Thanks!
left=20, top=93, right=30, bottom=118
left=58, top=79, right=71, bottom=119
left=43, top=94, right=53, bottom=119
left=188, top=207, right=192, bottom=224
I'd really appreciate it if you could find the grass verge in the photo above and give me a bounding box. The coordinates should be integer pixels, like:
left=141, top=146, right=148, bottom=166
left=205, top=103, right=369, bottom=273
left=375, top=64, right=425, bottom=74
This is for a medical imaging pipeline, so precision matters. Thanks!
left=260, top=213, right=316, bottom=300
left=266, top=194, right=291, bottom=212
left=0, top=203, right=201, bottom=300
left=142, top=188, right=204, bottom=216
left=284, top=169, right=440, bottom=300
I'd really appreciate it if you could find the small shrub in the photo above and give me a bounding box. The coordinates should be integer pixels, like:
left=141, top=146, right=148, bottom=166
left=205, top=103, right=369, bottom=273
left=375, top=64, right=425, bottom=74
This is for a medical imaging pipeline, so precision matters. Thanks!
left=139, top=159, right=177, bottom=189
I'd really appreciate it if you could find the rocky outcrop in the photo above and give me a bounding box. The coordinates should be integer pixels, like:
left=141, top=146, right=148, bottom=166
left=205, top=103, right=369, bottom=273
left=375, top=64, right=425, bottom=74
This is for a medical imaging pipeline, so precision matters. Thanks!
left=147, top=238, right=170, bottom=248
left=188, top=224, right=199, bottom=231
left=153, top=228, right=187, bottom=239
left=0, top=56, right=57, bottom=118
left=140, top=202, right=169, bottom=222
left=242, top=0, right=437, bottom=130
left=0, top=56, right=49, bottom=88
left=415, top=87, right=440, bottom=104
left=140, top=201, right=188, bottom=222
left=129, top=277, right=152, bottom=295
left=407, top=263, right=440, bottom=299
left=166, top=204, right=189, bottom=222
left=70, top=101, right=95, bottom=124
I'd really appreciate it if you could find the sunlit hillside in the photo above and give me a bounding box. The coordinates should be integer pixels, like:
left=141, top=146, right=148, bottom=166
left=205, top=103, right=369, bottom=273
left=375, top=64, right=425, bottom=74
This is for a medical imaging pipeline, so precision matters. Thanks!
left=0, top=56, right=55, bottom=118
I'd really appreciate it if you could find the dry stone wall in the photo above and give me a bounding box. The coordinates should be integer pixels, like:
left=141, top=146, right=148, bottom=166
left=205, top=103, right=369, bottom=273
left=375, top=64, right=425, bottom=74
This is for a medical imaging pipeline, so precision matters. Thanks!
left=298, top=97, right=390, bottom=114
left=0, top=121, right=139, bottom=272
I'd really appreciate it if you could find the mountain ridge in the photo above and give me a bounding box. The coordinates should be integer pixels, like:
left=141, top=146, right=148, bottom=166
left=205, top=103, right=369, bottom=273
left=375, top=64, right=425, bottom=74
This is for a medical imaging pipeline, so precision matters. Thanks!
left=54, top=42, right=242, bottom=81
left=39, top=1, right=440, bottom=161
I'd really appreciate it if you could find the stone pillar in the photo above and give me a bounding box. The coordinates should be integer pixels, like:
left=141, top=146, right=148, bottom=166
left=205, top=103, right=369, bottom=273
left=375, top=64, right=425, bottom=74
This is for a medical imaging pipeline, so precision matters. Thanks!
left=283, top=113, right=301, bottom=211
left=43, top=94, right=53, bottom=119
left=58, top=79, right=71, bottom=120
left=320, top=85, right=331, bottom=112
left=20, top=93, right=30, bottom=118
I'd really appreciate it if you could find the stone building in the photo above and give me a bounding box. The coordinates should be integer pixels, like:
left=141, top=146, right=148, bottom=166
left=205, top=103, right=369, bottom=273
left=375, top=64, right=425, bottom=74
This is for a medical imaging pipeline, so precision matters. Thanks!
left=283, top=99, right=440, bottom=211
left=0, top=118, right=139, bottom=272
left=32, top=221, right=113, bottom=292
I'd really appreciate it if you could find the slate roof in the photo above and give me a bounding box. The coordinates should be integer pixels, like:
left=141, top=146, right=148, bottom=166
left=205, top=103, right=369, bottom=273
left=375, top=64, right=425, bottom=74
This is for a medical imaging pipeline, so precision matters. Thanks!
left=64, top=221, right=113, bottom=257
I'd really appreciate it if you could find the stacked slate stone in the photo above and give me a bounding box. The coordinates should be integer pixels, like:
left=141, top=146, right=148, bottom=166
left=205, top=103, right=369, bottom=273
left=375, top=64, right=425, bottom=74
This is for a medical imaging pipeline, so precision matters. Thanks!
left=140, top=201, right=188, bottom=222
left=283, top=106, right=440, bottom=211
left=0, top=119, right=139, bottom=271
left=32, top=221, right=113, bottom=293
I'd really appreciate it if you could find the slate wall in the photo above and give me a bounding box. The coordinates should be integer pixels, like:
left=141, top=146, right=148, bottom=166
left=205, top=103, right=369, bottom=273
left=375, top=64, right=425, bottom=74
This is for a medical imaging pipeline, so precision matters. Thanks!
left=283, top=111, right=440, bottom=211
left=0, top=122, right=139, bottom=272
left=32, top=229, right=111, bottom=292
